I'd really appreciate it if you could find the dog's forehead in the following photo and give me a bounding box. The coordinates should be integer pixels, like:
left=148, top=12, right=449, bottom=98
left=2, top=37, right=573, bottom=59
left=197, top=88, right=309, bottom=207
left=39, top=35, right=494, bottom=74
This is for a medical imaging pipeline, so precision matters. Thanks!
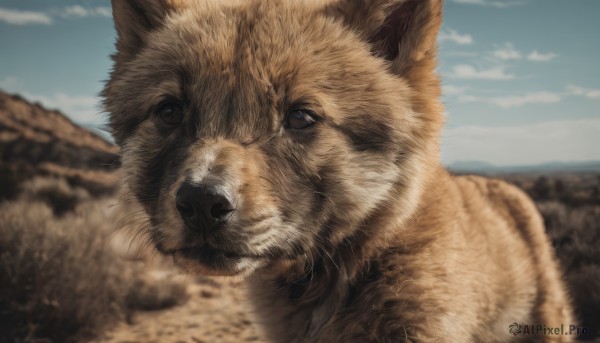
left=150, top=2, right=374, bottom=102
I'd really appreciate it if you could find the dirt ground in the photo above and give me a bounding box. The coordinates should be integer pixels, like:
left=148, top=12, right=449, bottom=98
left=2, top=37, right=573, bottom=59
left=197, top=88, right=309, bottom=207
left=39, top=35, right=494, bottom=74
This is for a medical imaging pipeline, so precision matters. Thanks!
left=94, top=273, right=267, bottom=343
left=92, top=232, right=268, bottom=343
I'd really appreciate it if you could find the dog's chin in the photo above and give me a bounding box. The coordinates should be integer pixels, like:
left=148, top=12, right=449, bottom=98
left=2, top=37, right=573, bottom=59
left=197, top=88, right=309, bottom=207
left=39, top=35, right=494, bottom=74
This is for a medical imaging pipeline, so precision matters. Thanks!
left=173, top=254, right=239, bottom=276
left=163, top=245, right=264, bottom=277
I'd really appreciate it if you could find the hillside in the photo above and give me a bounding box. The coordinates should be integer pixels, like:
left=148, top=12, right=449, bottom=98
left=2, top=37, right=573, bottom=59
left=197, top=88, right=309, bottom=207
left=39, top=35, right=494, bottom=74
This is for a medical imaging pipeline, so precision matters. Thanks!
left=0, top=91, right=120, bottom=200
left=449, top=159, right=600, bottom=174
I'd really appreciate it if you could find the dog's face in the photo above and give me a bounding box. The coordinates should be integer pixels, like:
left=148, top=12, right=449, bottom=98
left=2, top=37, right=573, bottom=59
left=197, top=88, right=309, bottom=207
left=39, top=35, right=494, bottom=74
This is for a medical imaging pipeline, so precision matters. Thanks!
left=104, top=0, right=443, bottom=276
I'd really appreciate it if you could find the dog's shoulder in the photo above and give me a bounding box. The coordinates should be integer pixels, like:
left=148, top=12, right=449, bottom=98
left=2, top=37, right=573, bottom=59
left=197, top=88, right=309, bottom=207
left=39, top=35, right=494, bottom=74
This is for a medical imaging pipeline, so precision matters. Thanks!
left=453, top=174, right=542, bottom=231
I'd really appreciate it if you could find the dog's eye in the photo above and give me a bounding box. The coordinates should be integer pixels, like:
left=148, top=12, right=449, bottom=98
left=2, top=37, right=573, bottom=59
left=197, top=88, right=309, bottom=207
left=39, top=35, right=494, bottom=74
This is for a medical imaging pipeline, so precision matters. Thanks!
left=156, top=102, right=184, bottom=125
left=285, top=110, right=316, bottom=130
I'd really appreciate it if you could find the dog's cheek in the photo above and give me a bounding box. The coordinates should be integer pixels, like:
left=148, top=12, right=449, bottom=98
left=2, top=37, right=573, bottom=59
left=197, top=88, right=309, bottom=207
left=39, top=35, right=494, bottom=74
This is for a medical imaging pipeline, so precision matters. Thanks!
left=122, top=122, right=189, bottom=216
left=246, top=142, right=324, bottom=255
left=339, top=152, right=400, bottom=220
left=315, top=124, right=402, bottom=226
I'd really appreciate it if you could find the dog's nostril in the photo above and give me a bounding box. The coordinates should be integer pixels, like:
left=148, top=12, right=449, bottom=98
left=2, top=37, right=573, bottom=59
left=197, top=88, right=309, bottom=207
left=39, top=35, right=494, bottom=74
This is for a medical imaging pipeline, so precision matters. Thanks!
left=210, top=202, right=233, bottom=220
left=176, top=201, right=194, bottom=217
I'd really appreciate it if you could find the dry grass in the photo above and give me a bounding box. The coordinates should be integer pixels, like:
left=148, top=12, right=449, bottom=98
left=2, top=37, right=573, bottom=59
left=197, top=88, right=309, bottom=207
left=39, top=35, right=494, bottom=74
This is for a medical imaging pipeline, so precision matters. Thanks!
left=0, top=162, right=118, bottom=205
left=0, top=199, right=127, bottom=342
left=20, top=177, right=90, bottom=216
left=538, top=202, right=600, bottom=339
left=499, top=173, right=600, bottom=340
left=0, top=178, right=189, bottom=343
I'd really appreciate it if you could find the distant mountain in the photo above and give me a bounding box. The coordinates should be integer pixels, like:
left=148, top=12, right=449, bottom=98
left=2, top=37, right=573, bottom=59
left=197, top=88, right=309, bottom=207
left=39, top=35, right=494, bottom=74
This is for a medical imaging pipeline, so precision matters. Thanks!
left=0, top=91, right=120, bottom=199
left=447, top=160, right=496, bottom=172
left=449, top=160, right=600, bottom=174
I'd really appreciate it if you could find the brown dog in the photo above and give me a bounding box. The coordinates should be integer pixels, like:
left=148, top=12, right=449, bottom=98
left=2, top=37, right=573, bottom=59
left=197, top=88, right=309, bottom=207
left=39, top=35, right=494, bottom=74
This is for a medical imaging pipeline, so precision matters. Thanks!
left=103, top=0, right=574, bottom=341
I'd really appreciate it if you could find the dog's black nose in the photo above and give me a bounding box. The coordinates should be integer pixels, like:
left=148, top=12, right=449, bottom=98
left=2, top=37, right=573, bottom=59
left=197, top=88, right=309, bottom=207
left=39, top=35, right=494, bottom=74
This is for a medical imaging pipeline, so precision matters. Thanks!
left=175, top=182, right=234, bottom=234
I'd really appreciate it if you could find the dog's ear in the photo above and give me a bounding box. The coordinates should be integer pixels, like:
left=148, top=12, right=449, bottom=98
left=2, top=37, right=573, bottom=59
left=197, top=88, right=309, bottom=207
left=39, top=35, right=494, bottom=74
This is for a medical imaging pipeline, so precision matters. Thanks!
left=111, top=0, right=187, bottom=60
left=327, top=0, right=444, bottom=139
left=327, top=0, right=443, bottom=76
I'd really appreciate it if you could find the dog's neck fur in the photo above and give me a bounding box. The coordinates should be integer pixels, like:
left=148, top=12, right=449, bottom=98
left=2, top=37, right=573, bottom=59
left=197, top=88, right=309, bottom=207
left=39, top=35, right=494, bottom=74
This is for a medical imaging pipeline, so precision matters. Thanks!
left=250, top=162, right=448, bottom=341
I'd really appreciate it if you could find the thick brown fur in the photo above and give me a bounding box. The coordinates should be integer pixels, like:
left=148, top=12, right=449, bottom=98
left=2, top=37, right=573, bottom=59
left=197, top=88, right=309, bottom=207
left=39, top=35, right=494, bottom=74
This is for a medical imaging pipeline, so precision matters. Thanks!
left=104, top=0, right=574, bottom=341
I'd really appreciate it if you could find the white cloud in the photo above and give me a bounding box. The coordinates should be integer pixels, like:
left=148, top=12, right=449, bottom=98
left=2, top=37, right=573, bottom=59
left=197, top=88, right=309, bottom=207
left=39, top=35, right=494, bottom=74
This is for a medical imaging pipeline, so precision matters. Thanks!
left=63, top=5, right=88, bottom=18
left=491, top=43, right=522, bottom=60
left=456, top=94, right=480, bottom=103
left=488, top=44, right=557, bottom=62
left=61, top=6, right=112, bottom=19
left=452, top=0, right=526, bottom=8
left=567, top=85, right=600, bottom=99
left=23, top=92, right=104, bottom=125
left=442, top=85, right=467, bottom=96
left=0, top=8, right=52, bottom=25
left=448, top=64, right=515, bottom=80
left=527, top=50, right=558, bottom=62
left=441, top=119, right=600, bottom=165
left=0, top=6, right=111, bottom=25
left=0, top=76, right=22, bottom=90
left=444, top=51, right=480, bottom=58
left=438, top=29, right=474, bottom=45
left=448, top=85, right=598, bottom=107
left=492, top=92, right=561, bottom=108
left=461, top=92, right=562, bottom=108
left=94, top=7, right=112, bottom=18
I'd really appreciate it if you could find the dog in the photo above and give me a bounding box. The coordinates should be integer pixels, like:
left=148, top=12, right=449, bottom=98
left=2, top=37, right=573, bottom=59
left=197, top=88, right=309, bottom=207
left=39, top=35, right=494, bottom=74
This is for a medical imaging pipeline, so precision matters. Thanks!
left=103, top=0, right=574, bottom=341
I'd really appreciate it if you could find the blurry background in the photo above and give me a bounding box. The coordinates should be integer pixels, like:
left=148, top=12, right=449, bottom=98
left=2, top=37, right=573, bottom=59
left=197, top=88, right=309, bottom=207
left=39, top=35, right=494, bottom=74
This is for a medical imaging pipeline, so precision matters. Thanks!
left=0, top=1, right=598, bottom=342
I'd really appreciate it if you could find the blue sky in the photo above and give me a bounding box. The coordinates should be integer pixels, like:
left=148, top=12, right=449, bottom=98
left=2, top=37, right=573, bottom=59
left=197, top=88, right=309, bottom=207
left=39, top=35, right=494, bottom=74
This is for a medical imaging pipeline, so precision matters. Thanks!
left=0, top=0, right=599, bottom=166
